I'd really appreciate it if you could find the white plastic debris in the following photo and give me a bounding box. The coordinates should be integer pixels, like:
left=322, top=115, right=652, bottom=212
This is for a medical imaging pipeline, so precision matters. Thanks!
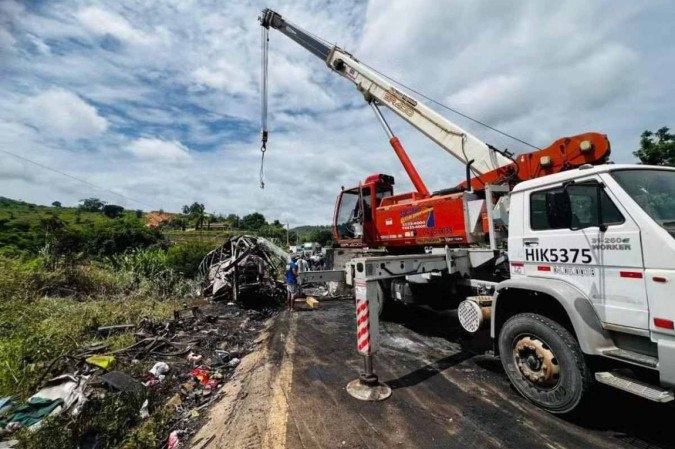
left=227, top=357, right=241, bottom=368
left=187, top=352, right=203, bottom=365
left=149, top=362, right=170, bottom=380
left=139, top=399, right=149, bottom=419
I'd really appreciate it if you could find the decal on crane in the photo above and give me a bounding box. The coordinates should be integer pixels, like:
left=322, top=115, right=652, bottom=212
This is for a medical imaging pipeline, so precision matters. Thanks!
left=400, top=206, right=435, bottom=229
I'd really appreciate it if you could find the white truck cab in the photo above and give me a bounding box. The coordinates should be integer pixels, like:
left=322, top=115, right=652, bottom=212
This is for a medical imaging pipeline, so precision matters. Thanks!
left=493, top=164, right=675, bottom=412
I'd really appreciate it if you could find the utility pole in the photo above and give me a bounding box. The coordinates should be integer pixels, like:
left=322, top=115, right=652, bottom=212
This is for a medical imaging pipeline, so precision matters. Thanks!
left=286, top=222, right=290, bottom=247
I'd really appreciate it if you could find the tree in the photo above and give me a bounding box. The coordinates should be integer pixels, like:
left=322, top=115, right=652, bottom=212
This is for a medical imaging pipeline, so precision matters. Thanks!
left=79, top=198, right=106, bottom=212
left=181, top=202, right=206, bottom=229
left=39, top=214, right=65, bottom=233
left=173, top=216, right=188, bottom=231
left=225, top=213, right=240, bottom=228
left=135, top=209, right=143, bottom=218
left=206, top=214, right=216, bottom=230
left=302, top=228, right=334, bottom=246
left=634, top=127, right=675, bottom=167
left=51, top=201, right=62, bottom=208
left=102, top=204, right=125, bottom=218
left=240, top=212, right=267, bottom=231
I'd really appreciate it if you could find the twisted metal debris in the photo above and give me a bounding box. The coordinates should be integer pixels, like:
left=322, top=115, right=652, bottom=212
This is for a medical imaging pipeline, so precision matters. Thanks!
left=199, top=235, right=289, bottom=301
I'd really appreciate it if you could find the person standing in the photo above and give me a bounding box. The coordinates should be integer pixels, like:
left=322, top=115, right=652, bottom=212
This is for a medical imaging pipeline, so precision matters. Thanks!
left=285, top=255, right=300, bottom=311
left=297, top=254, right=310, bottom=273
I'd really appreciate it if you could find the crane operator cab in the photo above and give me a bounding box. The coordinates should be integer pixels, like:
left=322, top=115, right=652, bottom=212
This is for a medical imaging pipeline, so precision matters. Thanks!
left=333, top=174, right=394, bottom=247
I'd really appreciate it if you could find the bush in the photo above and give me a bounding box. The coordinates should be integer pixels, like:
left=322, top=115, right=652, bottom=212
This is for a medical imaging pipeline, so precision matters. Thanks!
left=166, top=241, right=213, bottom=278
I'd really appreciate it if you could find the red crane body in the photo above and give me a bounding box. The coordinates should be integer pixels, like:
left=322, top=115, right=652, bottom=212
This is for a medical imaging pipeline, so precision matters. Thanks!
left=334, top=132, right=610, bottom=249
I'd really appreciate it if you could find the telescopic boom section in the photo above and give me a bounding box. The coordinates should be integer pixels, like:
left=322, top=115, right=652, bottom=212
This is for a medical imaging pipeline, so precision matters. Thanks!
left=259, top=9, right=611, bottom=193
left=259, top=9, right=511, bottom=182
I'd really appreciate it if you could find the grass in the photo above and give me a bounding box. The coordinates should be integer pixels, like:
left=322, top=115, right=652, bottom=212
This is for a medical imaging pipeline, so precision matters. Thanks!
left=0, top=295, right=182, bottom=398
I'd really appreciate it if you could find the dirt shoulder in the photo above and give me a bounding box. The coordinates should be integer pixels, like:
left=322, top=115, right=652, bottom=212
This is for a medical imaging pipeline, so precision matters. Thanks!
left=190, top=310, right=296, bottom=449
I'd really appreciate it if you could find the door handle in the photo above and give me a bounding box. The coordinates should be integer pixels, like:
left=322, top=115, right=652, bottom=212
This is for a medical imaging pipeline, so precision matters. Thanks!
left=523, top=238, right=539, bottom=247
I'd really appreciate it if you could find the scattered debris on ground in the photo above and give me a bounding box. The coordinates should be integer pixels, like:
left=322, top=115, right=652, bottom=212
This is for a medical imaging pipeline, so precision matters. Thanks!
left=0, top=235, right=349, bottom=448
left=0, top=297, right=280, bottom=448
left=199, top=235, right=288, bottom=305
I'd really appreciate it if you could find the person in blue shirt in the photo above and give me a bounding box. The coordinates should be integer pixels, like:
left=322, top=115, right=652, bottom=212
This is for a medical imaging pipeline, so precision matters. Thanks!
left=285, top=255, right=300, bottom=311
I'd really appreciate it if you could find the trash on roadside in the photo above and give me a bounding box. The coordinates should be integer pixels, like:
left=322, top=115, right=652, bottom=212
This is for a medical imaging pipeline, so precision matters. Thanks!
left=0, top=397, right=15, bottom=416
left=85, top=355, right=115, bottom=369
left=167, top=430, right=180, bottom=449
left=32, top=374, right=88, bottom=417
left=227, top=358, right=241, bottom=368
left=306, top=297, right=320, bottom=309
left=3, top=397, right=63, bottom=429
left=149, top=362, right=170, bottom=379
left=191, top=368, right=210, bottom=385
left=100, top=371, right=144, bottom=396
left=139, top=399, right=149, bottom=419
left=214, top=350, right=230, bottom=364
left=187, top=352, right=202, bottom=365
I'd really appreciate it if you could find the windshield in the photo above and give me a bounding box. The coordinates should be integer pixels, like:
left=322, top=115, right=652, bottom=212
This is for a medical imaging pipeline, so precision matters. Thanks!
left=611, top=169, right=675, bottom=238
left=335, top=189, right=360, bottom=239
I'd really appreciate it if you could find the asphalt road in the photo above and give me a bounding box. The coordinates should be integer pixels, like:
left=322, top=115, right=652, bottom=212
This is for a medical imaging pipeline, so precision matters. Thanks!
left=270, top=300, right=675, bottom=449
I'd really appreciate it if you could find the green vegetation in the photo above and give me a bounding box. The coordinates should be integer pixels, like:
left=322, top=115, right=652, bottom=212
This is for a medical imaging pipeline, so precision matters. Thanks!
left=0, top=197, right=213, bottom=448
left=634, top=126, right=675, bottom=167
left=0, top=197, right=164, bottom=257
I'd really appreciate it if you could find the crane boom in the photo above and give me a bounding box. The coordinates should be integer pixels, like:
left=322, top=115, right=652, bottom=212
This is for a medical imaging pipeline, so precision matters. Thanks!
left=259, top=9, right=512, bottom=177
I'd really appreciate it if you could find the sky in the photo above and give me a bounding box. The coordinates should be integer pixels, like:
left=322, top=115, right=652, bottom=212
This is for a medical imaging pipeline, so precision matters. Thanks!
left=0, top=0, right=673, bottom=225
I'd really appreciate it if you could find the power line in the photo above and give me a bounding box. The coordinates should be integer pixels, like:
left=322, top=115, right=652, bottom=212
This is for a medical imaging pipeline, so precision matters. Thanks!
left=1, top=148, right=155, bottom=209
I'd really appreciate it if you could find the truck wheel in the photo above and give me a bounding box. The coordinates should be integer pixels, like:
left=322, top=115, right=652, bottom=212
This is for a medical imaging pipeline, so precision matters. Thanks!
left=498, top=313, right=592, bottom=414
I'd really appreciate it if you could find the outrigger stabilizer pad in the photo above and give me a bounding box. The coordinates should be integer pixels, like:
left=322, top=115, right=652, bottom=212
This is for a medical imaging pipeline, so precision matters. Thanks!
left=346, top=373, right=392, bottom=401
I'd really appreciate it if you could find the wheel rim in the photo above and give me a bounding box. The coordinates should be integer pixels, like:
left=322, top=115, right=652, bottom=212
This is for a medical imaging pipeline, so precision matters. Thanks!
left=513, top=335, right=560, bottom=388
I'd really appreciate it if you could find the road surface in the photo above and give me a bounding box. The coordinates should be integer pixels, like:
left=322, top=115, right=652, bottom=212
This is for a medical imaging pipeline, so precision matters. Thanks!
left=193, top=299, right=675, bottom=449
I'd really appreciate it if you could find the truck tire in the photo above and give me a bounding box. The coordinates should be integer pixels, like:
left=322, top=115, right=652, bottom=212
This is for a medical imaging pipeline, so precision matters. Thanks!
left=498, top=313, right=592, bottom=414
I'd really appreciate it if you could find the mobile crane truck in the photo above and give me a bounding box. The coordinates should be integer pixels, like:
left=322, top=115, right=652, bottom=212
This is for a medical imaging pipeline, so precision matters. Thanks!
left=260, top=9, right=675, bottom=413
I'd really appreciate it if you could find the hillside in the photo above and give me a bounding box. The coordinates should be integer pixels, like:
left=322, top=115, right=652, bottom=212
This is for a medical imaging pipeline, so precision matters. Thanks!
left=0, top=196, right=159, bottom=257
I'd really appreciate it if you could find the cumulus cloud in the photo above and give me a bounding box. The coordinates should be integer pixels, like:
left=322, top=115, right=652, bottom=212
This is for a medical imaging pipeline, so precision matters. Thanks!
left=19, top=88, right=108, bottom=140
left=126, top=137, right=191, bottom=162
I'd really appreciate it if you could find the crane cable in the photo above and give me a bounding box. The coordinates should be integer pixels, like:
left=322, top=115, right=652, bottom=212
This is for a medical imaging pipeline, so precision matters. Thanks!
left=260, top=25, right=270, bottom=189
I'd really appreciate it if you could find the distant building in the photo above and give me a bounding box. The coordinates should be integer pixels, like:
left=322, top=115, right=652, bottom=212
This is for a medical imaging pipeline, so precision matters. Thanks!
left=206, top=222, right=230, bottom=231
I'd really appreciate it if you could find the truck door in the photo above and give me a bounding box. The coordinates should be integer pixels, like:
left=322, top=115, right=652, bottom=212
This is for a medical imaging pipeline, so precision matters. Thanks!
left=333, top=187, right=365, bottom=247
left=523, top=179, right=648, bottom=330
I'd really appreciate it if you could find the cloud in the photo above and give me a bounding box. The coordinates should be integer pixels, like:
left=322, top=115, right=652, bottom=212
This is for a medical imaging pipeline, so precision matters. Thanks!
left=76, top=6, right=158, bottom=46
left=0, top=28, right=15, bottom=51
left=126, top=137, right=191, bottom=162
left=0, top=158, right=35, bottom=182
left=0, top=0, right=672, bottom=225
left=190, top=60, right=253, bottom=95
left=19, top=88, right=108, bottom=139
